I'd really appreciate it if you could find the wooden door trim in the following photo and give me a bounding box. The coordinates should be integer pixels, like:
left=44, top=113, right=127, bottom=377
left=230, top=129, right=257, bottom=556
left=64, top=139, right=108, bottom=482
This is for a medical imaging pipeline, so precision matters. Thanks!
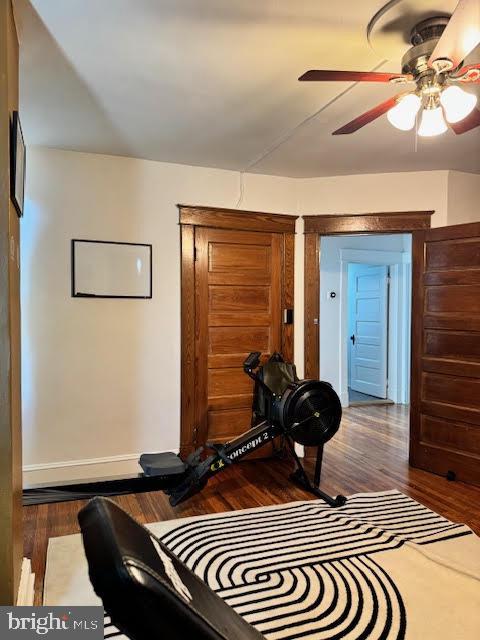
left=409, top=230, right=426, bottom=465
left=180, top=224, right=195, bottom=457
left=303, top=211, right=433, bottom=380
left=179, top=204, right=297, bottom=233
left=303, top=210, right=433, bottom=235
left=179, top=205, right=297, bottom=457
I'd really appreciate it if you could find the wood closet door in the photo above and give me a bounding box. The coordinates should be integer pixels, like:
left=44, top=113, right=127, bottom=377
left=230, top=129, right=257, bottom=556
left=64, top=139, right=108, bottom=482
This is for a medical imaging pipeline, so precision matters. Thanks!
left=195, top=227, right=283, bottom=446
left=410, top=222, right=480, bottom=485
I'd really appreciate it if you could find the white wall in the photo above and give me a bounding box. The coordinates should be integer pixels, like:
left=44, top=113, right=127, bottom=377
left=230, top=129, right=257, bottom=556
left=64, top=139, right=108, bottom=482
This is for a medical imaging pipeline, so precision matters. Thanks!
left=297, top=171, right=450, bottom=226
left=22, top=152, right=478, bottom=482
left=319, top=234, right=411, bottom=404
left=22, top=147, right=297, bottom=483
left=293, top=170, right=450, bottom=378
left=447, top=171, right=480, bottom=225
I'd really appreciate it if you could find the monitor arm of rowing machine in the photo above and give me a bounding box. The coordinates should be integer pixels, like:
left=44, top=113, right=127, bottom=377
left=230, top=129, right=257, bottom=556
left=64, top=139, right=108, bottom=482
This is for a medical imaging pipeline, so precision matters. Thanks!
left=243, top=351, right=261, bottom=371
left=243, top=352, right=278, bottom=399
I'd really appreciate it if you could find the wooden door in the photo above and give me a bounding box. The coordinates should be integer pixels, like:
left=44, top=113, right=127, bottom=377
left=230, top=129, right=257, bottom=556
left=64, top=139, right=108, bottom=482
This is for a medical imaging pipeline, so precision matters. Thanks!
left=194, top=227, right=283, bottom=447
left=410, top=222, right=480, bottom=486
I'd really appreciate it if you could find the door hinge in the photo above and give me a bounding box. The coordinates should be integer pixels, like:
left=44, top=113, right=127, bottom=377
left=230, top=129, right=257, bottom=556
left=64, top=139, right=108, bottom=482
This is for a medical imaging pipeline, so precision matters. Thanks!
left=193, top=425, right=199, bottom=444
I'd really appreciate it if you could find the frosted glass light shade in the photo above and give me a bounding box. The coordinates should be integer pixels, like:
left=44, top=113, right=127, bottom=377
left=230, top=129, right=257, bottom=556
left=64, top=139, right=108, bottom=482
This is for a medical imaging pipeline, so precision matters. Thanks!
left=440, top=85, right=477, bottom=123
left=418, top=106, right=448, bottom=137
left=387, top=94, right=421, bottom=130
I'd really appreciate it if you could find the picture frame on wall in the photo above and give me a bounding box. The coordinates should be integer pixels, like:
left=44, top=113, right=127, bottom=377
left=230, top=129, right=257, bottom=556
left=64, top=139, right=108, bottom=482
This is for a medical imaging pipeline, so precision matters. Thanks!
left=10, top=110, right=26, bottom=217
left=71, top=239, right=153, bottom=299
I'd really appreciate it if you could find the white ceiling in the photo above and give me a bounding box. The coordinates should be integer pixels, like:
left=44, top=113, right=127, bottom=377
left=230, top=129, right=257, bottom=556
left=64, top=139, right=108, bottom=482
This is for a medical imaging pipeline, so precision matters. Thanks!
left=14, top=0, right=480, bottom=177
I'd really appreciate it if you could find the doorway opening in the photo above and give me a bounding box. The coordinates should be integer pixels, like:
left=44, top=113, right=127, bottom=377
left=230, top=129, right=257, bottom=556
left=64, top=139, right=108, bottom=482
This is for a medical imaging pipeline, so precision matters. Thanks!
left=319, top=234, right=412, bottom=408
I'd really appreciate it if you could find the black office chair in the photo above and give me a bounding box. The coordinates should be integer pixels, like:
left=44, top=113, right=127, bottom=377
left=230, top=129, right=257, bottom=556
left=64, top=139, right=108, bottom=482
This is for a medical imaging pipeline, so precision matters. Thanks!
left=78, top=497, right=264, bottom=640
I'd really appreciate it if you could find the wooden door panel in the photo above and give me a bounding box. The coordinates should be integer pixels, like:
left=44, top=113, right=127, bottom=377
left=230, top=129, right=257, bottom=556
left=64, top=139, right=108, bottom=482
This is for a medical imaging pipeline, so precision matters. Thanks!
left=425, top=270, right=480, bottom=286
left=208, top=272, right=271, bottom=285
left=422, top=357, right=480, bottom=378
left=208, top=353, right=272, bottom=369
left=425, top=285, right=480, bottom=313
left=207, top=408, right=253, bottom=442
left=421, top=400, right=480, bottom=427
left=208, top=395, right=252, bottom=411
left=195, top=226, right=284, bottom=450
left=410, top=222, right=480, bottom=486
left=424, top=313, right=480, bottom=332
left=422, top=372, right=480, bottom=408
left=412, top=446, right=480, bottom=483
left=426, top=237, right=480, bottom=270
left=420, top=415, right=480, bottom=456
left=208, top=368, right=254, bottom=397
left=209, top=326, right=270, bottom=354
left=424, top=330, right=480, bottom=360
left=209, top=285, right=270, bottom=312
left=209, top=243, right=271, bottom=273
left=208, top=312, right=272, bottom=327
left=205, top=229, right=273, bottom=246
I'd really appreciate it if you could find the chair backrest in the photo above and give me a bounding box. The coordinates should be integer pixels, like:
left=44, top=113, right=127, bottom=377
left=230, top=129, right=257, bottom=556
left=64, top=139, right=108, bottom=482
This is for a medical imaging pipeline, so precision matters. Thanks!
left=78, top=497, right=264, bottom=640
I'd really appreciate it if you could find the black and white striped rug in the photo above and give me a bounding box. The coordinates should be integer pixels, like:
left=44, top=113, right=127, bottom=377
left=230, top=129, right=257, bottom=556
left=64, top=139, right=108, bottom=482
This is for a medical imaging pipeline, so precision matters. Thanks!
left=103, top=490, right=479, bottom=639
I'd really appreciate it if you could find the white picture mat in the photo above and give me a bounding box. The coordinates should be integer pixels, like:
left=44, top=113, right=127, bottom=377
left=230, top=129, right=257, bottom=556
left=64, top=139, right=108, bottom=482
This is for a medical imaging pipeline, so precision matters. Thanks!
left=73, top=241, right=151, bottom=297
left=15, top=122, right=25, bottom=212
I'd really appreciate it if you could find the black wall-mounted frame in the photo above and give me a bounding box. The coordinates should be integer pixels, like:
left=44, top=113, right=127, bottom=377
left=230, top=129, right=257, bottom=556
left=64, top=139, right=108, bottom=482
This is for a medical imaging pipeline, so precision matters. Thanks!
left=71, top=239, right=153, bottom=299
left=10, top=111, right=26, bottom=217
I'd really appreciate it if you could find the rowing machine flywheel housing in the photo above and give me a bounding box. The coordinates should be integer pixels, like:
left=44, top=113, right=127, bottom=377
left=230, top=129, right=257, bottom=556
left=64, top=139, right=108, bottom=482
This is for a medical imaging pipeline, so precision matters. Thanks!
left=274, top=380, right=342, bottom=447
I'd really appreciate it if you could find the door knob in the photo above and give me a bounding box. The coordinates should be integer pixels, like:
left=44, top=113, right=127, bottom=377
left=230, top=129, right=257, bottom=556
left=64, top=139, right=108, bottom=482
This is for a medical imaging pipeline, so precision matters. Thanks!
left=350, top=334, right=356, bottom=345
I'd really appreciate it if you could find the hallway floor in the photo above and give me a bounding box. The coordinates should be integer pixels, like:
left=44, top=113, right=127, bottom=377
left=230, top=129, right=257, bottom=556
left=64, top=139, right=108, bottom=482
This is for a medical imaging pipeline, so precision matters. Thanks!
left=348, top=387, right=394, bottom=406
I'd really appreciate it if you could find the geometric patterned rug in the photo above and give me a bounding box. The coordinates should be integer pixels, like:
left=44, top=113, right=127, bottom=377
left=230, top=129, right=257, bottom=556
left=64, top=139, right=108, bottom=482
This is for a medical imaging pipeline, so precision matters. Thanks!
left=42, top=490, right=480, bottom=639
left=157, top=490, right=479, bottom=639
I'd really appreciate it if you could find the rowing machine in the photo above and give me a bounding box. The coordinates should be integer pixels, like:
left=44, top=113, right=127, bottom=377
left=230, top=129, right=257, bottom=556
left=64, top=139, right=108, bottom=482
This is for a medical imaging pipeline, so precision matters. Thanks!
left=23, top=352, right=346, bottom=507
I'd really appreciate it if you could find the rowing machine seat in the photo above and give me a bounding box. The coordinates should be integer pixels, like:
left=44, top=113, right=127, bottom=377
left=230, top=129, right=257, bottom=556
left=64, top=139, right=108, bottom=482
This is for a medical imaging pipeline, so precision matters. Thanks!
left=139, top=451, right=186, bottom=476
left=78, top=497, right=264, bottom=640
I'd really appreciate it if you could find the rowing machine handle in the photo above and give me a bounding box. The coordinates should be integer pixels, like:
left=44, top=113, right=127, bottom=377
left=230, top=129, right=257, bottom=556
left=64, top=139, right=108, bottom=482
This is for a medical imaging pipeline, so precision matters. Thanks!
left=243, top=352, right=261, bottom=371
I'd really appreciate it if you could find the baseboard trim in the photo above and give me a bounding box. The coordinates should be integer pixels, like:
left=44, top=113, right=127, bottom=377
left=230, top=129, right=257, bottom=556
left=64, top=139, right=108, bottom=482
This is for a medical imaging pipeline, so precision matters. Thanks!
left=23, top=452, right=142, bottom=472
left=23, top=449, right=179, bottom=485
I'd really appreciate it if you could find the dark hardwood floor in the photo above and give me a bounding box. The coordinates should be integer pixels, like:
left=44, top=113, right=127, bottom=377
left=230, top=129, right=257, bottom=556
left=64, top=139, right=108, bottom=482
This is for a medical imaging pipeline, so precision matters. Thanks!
left=24, top=404, right=480, bottom=605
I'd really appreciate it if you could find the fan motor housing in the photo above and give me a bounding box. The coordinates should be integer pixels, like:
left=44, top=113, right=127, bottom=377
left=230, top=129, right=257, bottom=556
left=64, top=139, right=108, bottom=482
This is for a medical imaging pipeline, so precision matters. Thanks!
left=402, top=16, right=449, bottom=76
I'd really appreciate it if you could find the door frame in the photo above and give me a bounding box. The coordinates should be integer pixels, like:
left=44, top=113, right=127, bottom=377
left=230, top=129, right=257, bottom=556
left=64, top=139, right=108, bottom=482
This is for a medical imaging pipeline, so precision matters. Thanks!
left=304, top=211, right=433, bottom=381
left=179, top=204, right=297, bottom=457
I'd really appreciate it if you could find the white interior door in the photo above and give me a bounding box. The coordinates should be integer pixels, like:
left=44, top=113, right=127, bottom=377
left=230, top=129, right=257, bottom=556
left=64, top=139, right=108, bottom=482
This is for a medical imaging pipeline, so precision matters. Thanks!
left=349, top=264, right=388, bottom=398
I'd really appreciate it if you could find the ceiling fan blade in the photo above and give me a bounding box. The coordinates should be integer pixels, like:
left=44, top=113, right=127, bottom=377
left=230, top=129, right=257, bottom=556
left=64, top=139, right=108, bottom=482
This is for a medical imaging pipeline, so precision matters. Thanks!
left=449, top=107, right=480, bottom=134
left=452, top=62, right=480, bottom=82
left=332, top=94, right=402, bottom=135
left=429, top=0, right=480, bottom=70
left=299, top=70, right=412, bottom=83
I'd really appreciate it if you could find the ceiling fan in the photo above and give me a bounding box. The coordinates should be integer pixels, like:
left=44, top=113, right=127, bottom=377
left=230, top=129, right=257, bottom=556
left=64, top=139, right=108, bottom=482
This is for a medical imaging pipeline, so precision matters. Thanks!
left=299, top=0, right=480, bottom=136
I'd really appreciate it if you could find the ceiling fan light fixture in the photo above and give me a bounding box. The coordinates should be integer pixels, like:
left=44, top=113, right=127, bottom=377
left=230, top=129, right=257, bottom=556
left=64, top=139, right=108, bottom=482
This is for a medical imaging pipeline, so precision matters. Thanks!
left=387, top=93, right=422, bottom=130
left=440, top=85, right=478, bottom=123
left=418, top=105, right=448, bottom=137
